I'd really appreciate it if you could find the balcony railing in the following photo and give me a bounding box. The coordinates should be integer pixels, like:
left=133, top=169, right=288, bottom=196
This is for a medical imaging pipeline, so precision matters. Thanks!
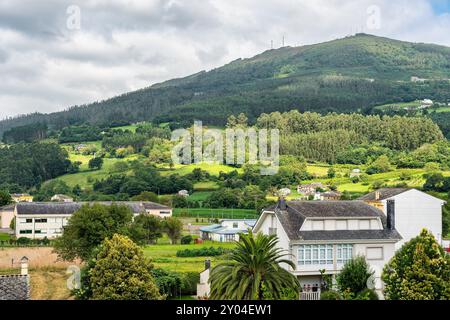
left=300, top=285, right=321, bottom=300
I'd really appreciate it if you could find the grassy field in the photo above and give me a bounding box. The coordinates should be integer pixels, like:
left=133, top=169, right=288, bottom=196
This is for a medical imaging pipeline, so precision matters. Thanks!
left=57, top=154, right=141, bottom=188
left=174, top=208, right=258, bottom=219
left=193, top=181, right=220, bottom=191
left=188, top=192, right=213, bottom=202
left=0, top=233, right=10, bottom=241
left=143, top=241, right=236, bottom=273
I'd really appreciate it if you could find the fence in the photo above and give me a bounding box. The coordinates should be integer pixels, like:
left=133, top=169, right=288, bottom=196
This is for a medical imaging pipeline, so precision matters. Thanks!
left=300, top=291, right=321, bottom=300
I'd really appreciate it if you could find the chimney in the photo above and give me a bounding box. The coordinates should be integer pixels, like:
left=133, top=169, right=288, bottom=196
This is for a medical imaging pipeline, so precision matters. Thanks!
left=205, top=259, right=211, bottom=270
left=386, top=200, right=395, bottom=230
left=278, top=197, right=287, bottom=211
left=375, top=191, right=380, bottom=201
left=20, top=256, right=29, bottom=276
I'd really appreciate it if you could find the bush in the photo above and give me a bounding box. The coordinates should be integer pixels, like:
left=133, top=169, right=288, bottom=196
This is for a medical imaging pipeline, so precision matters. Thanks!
left=180, top=272, right=200, bottom=296
left=16, top=237, right=32, bottom=245
left=181, top=235, right=193, bottom=245
left=337, top=256, right=374, bottom=294
left=320, top=290, right=342, bottom=300
left=176, top=247, right=229, bottom=257
left=355, top=288, right=379, bottom=300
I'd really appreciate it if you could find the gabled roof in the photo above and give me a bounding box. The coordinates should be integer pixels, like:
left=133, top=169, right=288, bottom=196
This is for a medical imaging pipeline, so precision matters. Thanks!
left=142, top=202, right=171, bottom=210
left=16, top=201, right=170, bottom=216
left=0, top=275, right=30, bottom=300
left=357, top=188, right=410, bottom=201
left=261, top=200, right=402, bottom=242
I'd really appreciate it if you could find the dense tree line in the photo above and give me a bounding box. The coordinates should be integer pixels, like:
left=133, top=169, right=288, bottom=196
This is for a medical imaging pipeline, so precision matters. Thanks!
left=256, top=110, right=445, bottom=164
left=58, top=125, right=104, bottom=143
left=0, top=142, right=73, bottom=190
left=2, top=123, right=47, bottom=143
left=93, top=163, right=193, bottom=197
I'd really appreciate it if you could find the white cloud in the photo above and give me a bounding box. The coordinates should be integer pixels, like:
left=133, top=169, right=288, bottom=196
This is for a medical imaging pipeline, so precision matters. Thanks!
left=0, top=0, right=449, bottom=119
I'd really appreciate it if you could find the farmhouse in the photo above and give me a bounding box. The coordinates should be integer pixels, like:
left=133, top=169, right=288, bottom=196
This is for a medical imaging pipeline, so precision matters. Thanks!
left=50, top=194, right=74, bottom=202
left=200, top=219, right=257, bottom=242
left=253, top=199, right=402, bottom=298
left=320, top=191, right=342, bottom=201
left=358, top=188, right=445, bottom=248
left=11, top=194, right=33, bottom=203
left=14, top=201, right=172, bottom=239
left=297, top=183, right=326, bottom=196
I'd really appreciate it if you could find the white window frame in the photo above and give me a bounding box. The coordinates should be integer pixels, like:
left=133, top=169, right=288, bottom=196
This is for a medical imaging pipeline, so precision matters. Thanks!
left=337, top=244, right=353, bottom=264
left=298, top=244, right=333, bottom=266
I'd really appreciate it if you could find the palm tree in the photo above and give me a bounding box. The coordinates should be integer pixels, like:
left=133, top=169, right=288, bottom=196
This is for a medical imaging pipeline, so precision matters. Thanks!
left=209, top=231, right=299, bottom=300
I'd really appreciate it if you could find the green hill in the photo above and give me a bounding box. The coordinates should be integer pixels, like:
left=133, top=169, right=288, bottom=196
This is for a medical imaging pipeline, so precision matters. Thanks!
left=2, top=33, right=450, bottom=135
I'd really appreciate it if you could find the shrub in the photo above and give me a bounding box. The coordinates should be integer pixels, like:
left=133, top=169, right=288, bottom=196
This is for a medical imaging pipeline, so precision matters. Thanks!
left=180, top=272, right=200, bottom=296
left=355, top=288, right=379, bottom=300
left=181, top=235, right=193, bottom=245
left=320, top=290, right=342, bottom=300
left=16, top=237, right=32, bottom=245
left=336, top=256, right=374, bottom=294
left=176, top=247, right=229, bottom=257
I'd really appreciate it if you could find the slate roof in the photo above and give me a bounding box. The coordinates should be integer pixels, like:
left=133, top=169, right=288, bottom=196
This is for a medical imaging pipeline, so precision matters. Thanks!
left=266, top=200, right=402, bottom=242
left=357, top=188, right=410, bottom=201
left=0, top=204, right=15, bottom=211
left=16, top=201, right=170, bottom=216
left=0, top=275, right=30, bottom=300
left=142, top=202, right=171, bottom=210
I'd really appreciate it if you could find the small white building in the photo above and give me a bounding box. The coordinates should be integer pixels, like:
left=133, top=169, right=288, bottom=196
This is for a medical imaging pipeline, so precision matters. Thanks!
left=178, top=190, right=189, bottom=197
left=358, top=188, right=445, bottom=248
left=51, top=194, right=74, bottom=203
left=253, top=200, right=402, bottom=298
left=15, top=201, right=172, bottom=239
left=200, top=219, right=257, bottom=242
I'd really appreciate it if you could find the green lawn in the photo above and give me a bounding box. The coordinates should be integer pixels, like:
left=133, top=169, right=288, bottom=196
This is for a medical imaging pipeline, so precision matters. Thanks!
left=188, top=192, right=213, bottom=202
left=143, top=242, right=236, bottom=272
left=0, top=233, right=10, bottom=241
left=57, top=154, right=141, bottom=188
left=434, top=106, right=450, bottom=113
left=174, top=208, right=258, bottom=219
left=193, top=181, right=220, bottom=191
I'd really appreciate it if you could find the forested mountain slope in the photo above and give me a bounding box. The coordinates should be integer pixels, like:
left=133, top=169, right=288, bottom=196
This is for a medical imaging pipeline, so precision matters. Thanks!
left=2, top=33, right=450, bottom=135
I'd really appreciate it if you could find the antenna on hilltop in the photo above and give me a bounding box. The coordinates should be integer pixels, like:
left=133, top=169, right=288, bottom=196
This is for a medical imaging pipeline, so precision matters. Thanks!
left=282, top=35, right=285, bottom=47
left=271, top=40, right=273, bottom=49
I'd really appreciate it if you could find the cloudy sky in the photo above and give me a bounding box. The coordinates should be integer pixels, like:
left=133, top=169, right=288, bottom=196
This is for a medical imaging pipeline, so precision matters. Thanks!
left=1, top=0, right=450, bottom=119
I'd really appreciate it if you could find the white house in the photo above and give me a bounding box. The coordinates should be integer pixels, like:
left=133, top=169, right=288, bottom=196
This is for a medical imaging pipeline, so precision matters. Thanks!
left=200, top=219, right=257, bottom=242
left=358, top=188, right=445, bottom=248
left=15, top=201, right=172, bottom=239
left=253, top=199, right=402, bottom=298
left=51, top=194, right=74, bottom=203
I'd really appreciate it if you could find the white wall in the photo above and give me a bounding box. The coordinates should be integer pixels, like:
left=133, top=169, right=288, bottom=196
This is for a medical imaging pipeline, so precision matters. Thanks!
left=301, top=218, right=382, bottom=231
left=15, top=214, right=71, bottom=239
left=0, top=210, right=14, bottom=229
left=145, top=209, right=172, bottom=217
left=382, top=189, right=444, bottom=248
